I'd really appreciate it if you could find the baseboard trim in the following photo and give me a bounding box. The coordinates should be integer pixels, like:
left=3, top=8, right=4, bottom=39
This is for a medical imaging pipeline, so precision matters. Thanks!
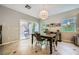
left=0, top=40, right=19, bottom=46
left=62, top=40, right=72, bottom=43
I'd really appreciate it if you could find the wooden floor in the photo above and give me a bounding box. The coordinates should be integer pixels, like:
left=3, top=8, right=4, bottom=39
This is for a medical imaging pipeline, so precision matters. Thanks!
left=0, top=39, right=79, bottom=55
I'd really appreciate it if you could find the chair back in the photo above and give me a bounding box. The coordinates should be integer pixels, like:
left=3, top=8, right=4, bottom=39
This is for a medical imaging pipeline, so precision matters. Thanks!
left=35, top=32, right=41, bottom=41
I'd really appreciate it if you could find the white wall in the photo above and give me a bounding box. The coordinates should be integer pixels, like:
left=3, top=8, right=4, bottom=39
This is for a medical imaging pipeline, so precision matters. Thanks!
left=0, top=5, right=39, bottom=44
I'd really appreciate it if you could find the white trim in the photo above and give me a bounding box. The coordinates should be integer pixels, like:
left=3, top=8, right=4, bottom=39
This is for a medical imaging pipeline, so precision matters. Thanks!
left=0, top=40, right=19, bottom=46
left=62, top=40, right=72, bottom=43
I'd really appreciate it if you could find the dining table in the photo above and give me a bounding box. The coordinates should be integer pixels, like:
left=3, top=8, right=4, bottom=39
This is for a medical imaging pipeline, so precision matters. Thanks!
left=31, top=33, right=56, bottom=54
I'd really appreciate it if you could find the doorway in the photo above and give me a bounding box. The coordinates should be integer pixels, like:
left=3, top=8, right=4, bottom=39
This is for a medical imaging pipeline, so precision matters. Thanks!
left=20, top=21, right=29, bottom=40
left=20, top=20, right=39, bottom=40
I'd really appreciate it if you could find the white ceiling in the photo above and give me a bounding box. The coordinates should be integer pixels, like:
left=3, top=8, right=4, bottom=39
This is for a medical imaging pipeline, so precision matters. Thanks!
left=2, top=4, right=79, bottom=18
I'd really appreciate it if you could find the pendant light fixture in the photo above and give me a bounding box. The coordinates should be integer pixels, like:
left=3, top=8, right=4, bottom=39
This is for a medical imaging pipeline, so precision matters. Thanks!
left=39, top=5, right=48, bottom=20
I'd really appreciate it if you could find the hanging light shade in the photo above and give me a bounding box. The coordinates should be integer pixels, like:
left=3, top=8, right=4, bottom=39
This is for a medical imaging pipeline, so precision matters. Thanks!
left=39, top=10, right=48, bottom=20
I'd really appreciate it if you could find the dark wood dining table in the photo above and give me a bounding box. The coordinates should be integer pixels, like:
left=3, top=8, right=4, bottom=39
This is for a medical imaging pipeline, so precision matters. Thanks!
left=31, top=33, right=56, bottom=54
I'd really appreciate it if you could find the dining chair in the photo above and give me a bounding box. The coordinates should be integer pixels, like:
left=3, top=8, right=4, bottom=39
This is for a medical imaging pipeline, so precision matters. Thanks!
left=34, top=32, right=46, bottom=51
left=52, top=32, right=59, bottom=52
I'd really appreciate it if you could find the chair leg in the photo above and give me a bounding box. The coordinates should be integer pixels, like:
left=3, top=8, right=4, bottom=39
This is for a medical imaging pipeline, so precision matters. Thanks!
left=54, top=44, right=57, bottom=51
left=47, top=41, right=48, bottom=45
left=46, top=41, right=49, bottom=49
left=38, top=41, right=42, bottom=51
left=35, top=42, right=38, bottom=47
left=52, top=43, right=56, bottom=52
left=35, top=42, right=37, bottom=49
left=54, top=45, right=56, bottom=51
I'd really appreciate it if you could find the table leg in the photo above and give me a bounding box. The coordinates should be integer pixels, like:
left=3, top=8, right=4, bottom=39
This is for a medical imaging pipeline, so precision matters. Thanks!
left=32, top=34, right=33, bottom=45
left=49, top=39, right=52, bottom=54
